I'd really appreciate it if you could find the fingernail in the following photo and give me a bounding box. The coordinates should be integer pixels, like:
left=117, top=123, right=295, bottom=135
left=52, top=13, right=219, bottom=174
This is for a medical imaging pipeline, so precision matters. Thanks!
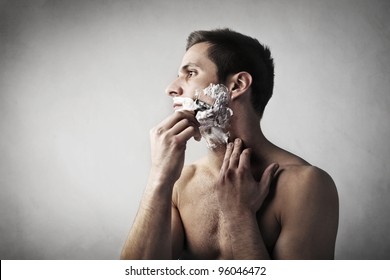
left=235, top=138, right=241, bottom=144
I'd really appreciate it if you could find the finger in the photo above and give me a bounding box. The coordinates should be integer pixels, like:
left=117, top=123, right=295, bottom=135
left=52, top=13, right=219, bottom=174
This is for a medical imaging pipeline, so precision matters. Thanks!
left=229, top=138, right=243, bottom=168
left=238, top=148, right=251, bottom=171
left=158, top=111, right=198, bottom=132
left=258, top=163, right=279, bottom=189
left=220, top=142, right=234, bottom=174
left=169, top=118, right=199, bottom=137
left=174, top=111, right=200, bottom=131
left=174, top=125, right=200, bottom=144
left=193, top=131, right=202, bottom=142
left=179, top=115, right=201, bottom=141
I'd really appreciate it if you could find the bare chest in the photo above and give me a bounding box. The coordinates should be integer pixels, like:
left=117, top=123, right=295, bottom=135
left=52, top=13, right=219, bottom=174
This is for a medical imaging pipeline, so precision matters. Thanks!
left=177, top=185, right=280, bottom=259
left=179, top=190, right=223, bottom=259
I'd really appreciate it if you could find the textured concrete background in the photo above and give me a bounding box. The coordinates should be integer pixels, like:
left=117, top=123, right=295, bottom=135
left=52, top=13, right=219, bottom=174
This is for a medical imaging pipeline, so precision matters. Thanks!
left=0, top=0, right=389, bottom=259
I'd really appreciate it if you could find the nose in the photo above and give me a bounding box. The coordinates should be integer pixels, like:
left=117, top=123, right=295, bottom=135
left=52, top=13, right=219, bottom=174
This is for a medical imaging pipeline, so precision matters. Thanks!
left=165, top=78, right=183, bottom=97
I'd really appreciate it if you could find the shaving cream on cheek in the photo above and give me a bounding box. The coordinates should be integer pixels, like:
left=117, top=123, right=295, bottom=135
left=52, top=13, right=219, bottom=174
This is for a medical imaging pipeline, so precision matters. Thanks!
left=172, top=96, right=197, bottom=111
left=172, top=83, right=233, bottom=149
left=195, top=84, right=233, bottom=149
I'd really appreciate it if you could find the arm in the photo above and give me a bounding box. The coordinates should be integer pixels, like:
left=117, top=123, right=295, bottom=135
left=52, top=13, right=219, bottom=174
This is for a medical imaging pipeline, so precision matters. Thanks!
left=219, top=205, right=273, bottom=259
left=120, top=111, right=200, bottom=259
left=216, top=139, right=279, bottom=259
left=120, top=178, right=173, bottom=259
left=271, top=166, right=339, bottom=259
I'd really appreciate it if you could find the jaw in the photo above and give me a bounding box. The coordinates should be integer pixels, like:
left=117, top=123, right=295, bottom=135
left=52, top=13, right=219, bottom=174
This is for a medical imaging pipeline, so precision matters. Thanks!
left=172, top=83, right=234, bottom=150
left=195, top=84, right=233, bottom=149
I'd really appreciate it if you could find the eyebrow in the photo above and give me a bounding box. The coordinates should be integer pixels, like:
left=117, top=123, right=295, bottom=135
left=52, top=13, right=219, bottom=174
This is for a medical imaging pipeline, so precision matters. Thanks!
left=179, top=63, right=201, bottom=73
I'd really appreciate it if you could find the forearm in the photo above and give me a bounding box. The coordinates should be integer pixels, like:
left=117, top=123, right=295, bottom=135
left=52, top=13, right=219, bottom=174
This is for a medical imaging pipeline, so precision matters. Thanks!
left=121, top=110, right=199, bottom=259
left=220, top=210, right=270, bottom=260
left=121, top=176, right=174, bottom=260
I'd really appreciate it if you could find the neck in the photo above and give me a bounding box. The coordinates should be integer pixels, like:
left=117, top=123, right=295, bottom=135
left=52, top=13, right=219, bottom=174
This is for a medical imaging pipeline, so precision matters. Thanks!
left=204, top=115, right=275, bottom=178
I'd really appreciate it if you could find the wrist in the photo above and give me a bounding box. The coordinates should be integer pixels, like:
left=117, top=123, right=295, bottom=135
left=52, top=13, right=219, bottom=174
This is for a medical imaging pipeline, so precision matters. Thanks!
left=148, top=166, right=177, bottom=187
left=221, top=206, right=256, bottom=220
left=220, top=208, right=260, bottom=235
left=140, top=178, right=174, bottom=215
left=219, top=208, right=269, bottom=259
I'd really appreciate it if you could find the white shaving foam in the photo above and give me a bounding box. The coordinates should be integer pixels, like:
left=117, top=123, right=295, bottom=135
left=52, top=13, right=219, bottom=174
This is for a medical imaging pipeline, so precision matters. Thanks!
left=173, top=84, right=233, bottom=149
left=172, top=96, right=197, bottom=111
left=196, top=84, right=233, bottom=149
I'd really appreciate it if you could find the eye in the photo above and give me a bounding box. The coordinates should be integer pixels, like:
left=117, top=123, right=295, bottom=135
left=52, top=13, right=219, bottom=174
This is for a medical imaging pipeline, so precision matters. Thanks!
left=187, top=70, right=197, bottom=78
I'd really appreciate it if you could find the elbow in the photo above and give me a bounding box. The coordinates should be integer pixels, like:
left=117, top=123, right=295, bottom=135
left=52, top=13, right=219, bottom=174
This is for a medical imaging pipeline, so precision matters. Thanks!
left=120, top=247, right=137, bottom=260
left=120, top=249, right=129, bottom=260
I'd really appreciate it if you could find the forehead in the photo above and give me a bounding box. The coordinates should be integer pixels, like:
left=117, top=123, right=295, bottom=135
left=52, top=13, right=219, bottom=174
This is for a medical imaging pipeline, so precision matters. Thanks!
left=179, top=42, right=217, bottom=72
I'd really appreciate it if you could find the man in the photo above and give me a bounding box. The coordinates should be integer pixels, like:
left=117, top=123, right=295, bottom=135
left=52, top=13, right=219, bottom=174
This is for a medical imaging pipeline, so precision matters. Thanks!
left=121, top=28, right=339, bottom=259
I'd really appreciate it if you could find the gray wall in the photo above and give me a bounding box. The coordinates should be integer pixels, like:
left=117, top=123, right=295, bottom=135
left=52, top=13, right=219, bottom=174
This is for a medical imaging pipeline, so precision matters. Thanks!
left=1, top=0, right=389, bottom=259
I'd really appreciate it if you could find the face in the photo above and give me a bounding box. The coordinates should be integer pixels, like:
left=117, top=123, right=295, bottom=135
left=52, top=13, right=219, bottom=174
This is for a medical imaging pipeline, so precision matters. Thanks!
left=166, top=42, right=219, bottom=110
left=166, top=42, right=234, bottom=149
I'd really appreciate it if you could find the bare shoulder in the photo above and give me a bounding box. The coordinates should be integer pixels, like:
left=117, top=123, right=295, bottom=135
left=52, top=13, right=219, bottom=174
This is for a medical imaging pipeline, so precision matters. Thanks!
left=269, top=145, right=337, bottom=200
left=271, top=164, right=339, bottom=259
left=172, top=158, right=214, bottom=205
left=172, top=164, right=196, bottom=202
left=276, top=165, right=338, bottom=205
left=174, top=157, right=212, bottom=189
left=176, top=164, right=197, bottom=187
left=172, top=161, right=207, bottom=205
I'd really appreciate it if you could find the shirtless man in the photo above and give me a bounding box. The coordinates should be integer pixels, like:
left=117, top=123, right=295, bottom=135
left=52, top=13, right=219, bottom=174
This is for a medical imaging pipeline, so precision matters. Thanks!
left=120, top=29, right=339, bottom=260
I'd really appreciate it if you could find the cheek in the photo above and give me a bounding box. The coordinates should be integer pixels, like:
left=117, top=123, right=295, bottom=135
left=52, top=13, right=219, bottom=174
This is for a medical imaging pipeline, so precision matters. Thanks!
left=194, top=73, right=219, bottom=91
left=195, top=84, right=234, bottom=149
left=182, top=84, right=199, bottom=98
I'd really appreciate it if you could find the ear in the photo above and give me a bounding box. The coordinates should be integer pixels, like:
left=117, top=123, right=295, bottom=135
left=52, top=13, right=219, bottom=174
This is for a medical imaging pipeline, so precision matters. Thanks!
left=227, top=72, right=252, bottom=100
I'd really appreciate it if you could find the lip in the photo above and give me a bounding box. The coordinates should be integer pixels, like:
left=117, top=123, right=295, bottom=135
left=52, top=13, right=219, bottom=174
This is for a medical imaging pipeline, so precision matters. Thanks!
left=173, top=103, right=182, bottom=110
